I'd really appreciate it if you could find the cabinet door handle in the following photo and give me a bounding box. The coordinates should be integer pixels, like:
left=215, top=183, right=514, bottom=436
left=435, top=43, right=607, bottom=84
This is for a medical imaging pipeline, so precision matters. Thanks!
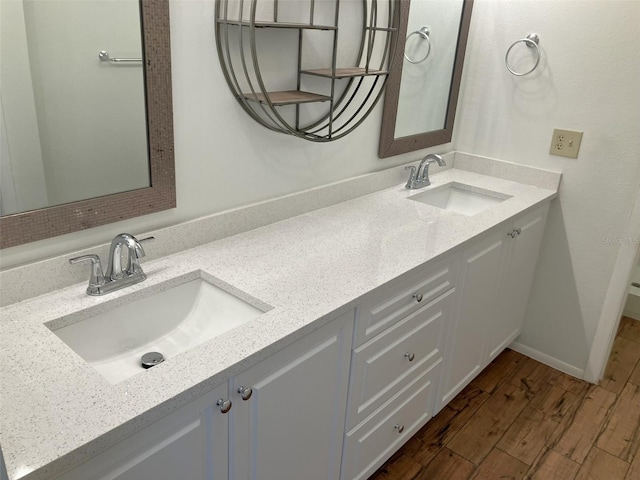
left=237, top=386, right=253, bottom=401
left=404, top=352, right=415, bottom=362
left=216, top=398, right=232, bottom=414
left=508, top=230, right=517, bottom=238
left=515, top=228, right=522, bottom=235
left=394, top=424, right=405, bottom=433
left=412, top=293, right=423, bottom=302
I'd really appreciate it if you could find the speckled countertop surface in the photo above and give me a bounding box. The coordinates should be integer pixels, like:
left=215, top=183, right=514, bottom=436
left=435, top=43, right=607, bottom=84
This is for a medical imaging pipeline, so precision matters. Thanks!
left=0, top=166, right=559, bottom=480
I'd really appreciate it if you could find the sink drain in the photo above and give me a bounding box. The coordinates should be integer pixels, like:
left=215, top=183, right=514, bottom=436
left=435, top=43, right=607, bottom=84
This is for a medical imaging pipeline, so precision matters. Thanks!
left=141, top=352, right=165, bottom=369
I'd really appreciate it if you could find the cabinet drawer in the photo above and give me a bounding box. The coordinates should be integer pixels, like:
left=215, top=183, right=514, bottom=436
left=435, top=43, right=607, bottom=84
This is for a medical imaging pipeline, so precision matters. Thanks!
left=341, top=362, right=441, bottom=480
left=346, top=289, right=452, bottom=429
left=355, top=255, right=457, bottom=346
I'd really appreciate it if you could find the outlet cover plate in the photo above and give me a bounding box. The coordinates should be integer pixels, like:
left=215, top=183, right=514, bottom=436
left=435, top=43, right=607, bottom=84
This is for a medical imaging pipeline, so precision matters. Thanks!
left=550, top=128, right=583, bottom=159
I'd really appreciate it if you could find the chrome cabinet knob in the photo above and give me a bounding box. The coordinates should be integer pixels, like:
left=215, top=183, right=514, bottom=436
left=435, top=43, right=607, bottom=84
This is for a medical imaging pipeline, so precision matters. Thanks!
left=508, top=228, right=522, bottom=238
left=404, top=352, right=415, bottom=362
left=216, top=398, right=232, bottom=414
left=412, top=293, right=423, bottom=302
left=237, top=386, right=253, bottom=401
left=394, top=424, right=405, bottom=433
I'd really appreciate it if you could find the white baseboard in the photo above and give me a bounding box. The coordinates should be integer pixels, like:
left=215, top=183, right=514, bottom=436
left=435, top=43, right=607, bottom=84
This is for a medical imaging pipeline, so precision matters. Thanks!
left=510, top=341, right=586, bottom=380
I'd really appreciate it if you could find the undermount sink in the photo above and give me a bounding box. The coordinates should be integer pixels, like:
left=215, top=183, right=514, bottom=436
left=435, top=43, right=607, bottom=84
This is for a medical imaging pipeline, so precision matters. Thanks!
left=408, top=182, right=512, bottom=216
left=48, top=273, right=270, bottom=384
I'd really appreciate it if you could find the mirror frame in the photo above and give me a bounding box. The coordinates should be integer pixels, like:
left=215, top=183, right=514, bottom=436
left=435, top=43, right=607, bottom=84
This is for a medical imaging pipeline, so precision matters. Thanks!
left=0, top=0, right=175, bottom=249
left=378, top=0, right=473, bottom=158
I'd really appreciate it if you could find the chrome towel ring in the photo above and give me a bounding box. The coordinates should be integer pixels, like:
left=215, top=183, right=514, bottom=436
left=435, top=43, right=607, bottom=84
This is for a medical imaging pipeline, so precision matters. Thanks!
left=505, top=33, right=540, bottom=76
left=404, top=26, right=431, bottom=64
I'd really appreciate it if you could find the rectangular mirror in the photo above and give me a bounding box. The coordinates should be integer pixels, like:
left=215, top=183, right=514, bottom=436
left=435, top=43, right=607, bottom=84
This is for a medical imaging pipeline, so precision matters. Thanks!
left=0, top=0, right=175, bottom=249
left=378, top=0, right=473, bottom=158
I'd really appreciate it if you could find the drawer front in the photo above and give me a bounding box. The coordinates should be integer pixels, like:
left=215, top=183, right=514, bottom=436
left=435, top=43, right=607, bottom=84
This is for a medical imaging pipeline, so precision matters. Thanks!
left=341, top=362, right=441, bottom=480
left=355, top=255, right=458, bottom=346
left=346, top=289, right=453, bottom=429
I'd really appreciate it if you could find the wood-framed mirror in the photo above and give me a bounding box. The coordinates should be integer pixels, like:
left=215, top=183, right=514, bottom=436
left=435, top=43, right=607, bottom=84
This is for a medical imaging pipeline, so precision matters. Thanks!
left=378, top=0, right=473, bottom=158
left=0, top=0, right=175, bottom=249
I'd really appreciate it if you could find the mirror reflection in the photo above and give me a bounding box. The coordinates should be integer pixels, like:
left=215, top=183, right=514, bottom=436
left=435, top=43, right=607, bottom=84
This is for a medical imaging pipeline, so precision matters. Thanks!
left=378, top=0, right=473, bottom=158
left=0, top=0, right=149, bottom=216
left=395, top=0, right=464, bottom=138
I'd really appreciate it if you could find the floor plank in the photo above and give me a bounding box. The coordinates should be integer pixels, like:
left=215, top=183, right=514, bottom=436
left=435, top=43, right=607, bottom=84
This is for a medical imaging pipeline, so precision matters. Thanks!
left=596, top=382, right=640, bottom=462
left=412, top=386, right=490, bottom=466
left=629, top=359, right=640, bottom=387
left=526, top=449, right=581, bottom=479
left=626, top=442, right=640, bottom=480
left=497, top=401, right=562, bottom=464
left=413, top=448, right=475, bottom=480
left=508, top=356, right=543, bottom=395
left=471, top=448, right=528, bottom=480
left=618, top=316, right=640, bottom=344
left=448, top=382, right=529, bottom=465
left=575, top=447, right=630, bottom=480
left=553, top=385, right=617, bottom=464
left=470, top=349, right=526, bottom=394
left=368, top=453, right=422, bottom=480
left=600, top=336, right=640, bottom=394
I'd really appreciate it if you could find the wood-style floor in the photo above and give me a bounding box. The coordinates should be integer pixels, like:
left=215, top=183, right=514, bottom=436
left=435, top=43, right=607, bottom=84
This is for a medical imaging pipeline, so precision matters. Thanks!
left=369, top=316, right=640, bottom=480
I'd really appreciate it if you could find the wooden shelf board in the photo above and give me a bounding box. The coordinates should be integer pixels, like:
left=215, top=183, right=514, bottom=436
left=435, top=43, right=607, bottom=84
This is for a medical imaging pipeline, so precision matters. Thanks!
left=217, top=19, right=336, bottom=31
left=301, top=67, right=389, bottom=79
left=242, top=90, right=332, bottom=106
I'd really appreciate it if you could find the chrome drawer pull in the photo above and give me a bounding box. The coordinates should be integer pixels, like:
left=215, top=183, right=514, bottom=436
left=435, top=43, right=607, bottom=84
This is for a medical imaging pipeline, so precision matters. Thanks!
left=412, top=293, right=423, bottom=302
left=404, top=352, right=415, bottom=362
left=394, top=424, right=405, bottom=433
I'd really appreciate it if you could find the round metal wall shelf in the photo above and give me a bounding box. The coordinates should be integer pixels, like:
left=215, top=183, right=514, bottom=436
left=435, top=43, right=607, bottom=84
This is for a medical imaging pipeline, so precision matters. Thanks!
left=215, top=0, right=400, bottom=142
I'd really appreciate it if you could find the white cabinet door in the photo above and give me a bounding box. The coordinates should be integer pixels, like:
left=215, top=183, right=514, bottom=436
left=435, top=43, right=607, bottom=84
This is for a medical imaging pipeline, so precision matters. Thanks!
left=438, top=230, right=507, bottom=408
left=230, top=310, right=354, bottom=480
left=56, top=382, right=229, bottom=480
left=486, top=204, right=549, bottom=362
left=438, top=203, right=550, bottom=410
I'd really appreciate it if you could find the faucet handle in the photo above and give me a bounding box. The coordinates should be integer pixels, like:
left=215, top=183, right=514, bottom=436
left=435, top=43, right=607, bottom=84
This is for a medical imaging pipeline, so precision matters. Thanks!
left=404, top=166, right=418, bottom=189
left=69, top=254, right=105, bottom=295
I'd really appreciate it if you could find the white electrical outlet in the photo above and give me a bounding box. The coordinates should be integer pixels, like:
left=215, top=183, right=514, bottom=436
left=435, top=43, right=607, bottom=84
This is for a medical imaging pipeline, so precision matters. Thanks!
left=550, top=128, right=583, bottom=159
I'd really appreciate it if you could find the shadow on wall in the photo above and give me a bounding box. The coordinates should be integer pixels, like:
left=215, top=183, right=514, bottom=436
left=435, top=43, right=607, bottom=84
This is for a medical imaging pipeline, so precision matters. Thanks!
left=517, top=198, right=590, bottom=371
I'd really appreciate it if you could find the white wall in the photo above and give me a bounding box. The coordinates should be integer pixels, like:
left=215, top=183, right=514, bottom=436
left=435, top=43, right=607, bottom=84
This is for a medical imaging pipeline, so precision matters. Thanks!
left=454, top=0, right=640, bottom=372
left=0, top=0, right=441, bottom=268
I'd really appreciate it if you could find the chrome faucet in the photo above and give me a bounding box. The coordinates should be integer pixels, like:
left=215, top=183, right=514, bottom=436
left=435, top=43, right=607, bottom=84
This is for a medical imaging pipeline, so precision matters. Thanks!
left=70, top=233, right=154, bottom=295
left=404, top=153, right=447, bottom=189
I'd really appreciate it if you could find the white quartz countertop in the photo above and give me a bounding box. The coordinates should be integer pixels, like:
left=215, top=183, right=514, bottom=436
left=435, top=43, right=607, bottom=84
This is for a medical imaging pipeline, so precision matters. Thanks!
left=0, top=166, right=559, bottom=480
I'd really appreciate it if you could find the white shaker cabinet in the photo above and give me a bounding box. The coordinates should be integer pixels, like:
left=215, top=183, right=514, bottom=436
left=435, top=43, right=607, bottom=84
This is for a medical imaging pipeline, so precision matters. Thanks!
left=437, top=203, right=549, bottom=409
left=486, top=205, right=549, bottom=362
left=55, top=381, right=230, bottom=480
left=341, top=257, right=457, bottom=480
left=55, top=310, right=353, bottom=480
left=48, top=200, right=551, bottom=480
left=229, top=309, right=354, bottom=480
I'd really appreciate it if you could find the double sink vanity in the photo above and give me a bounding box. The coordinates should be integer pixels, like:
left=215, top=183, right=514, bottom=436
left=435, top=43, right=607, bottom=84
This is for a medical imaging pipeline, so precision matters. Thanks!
left=0, top=155, right=561, bottom=480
